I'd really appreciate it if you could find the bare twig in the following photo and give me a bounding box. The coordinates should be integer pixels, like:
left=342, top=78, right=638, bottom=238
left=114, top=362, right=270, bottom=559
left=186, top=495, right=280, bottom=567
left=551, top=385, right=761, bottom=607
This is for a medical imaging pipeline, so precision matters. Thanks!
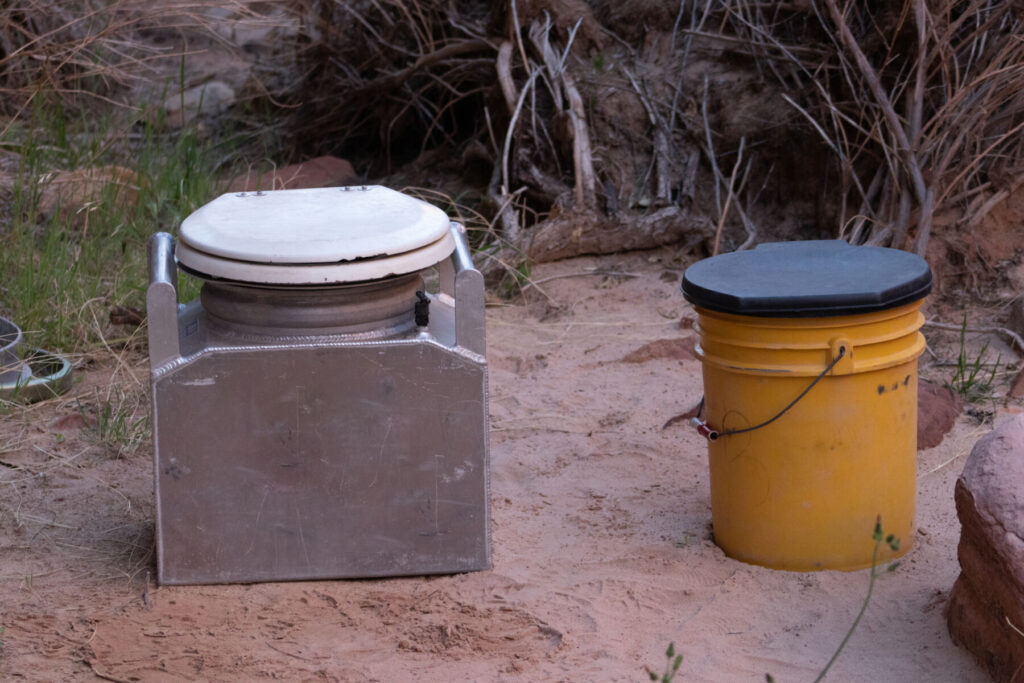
left=496, top=40, right=517, bottom=115
left=923, top=320, right=1024, bottom=353
left=823, top=0, right=934, bottom=258
left=529, top=18, right=595, bottom=210
left=624, top=67, right=671, bottom=202
left=501, top=67, right=541, bottom=199
left=712, top=137, right=745, bottom=257
left=509, top=0, right=530, bottom=74
left=701, top=76, right=723, bottom=215
left=86, top=661, right=133, bottom=683
left=527, top=270, right=642, bottom=287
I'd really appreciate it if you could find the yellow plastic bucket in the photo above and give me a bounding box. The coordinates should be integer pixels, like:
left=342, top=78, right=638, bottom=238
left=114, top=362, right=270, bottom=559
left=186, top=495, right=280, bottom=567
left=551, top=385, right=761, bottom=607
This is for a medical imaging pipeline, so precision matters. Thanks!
left=682, top=241, right=931, bottom=571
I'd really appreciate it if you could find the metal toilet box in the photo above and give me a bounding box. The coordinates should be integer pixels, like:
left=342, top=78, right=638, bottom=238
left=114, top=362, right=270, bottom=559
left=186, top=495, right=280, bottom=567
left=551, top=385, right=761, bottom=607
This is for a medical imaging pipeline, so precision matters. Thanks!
left=147, top=186, right=490, bottom=584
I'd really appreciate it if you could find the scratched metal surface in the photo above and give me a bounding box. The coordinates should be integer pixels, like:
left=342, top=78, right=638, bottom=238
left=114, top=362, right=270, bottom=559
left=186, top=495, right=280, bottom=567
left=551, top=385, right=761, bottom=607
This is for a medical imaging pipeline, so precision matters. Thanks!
left=153, top=339, right=490, bottom=584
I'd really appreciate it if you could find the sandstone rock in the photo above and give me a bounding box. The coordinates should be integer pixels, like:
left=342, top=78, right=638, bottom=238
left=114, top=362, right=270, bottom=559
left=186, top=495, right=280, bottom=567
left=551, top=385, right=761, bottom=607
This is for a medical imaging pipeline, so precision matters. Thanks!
left=946, top=414, right=1024, bottom=681
left=207, top=7, right=299, bottom=52
left=917, top=379, right=962, bottom=450
left=0, top=170, right=14, bottom=230
left=225, top=156, right=359, bottom=193
left=0, top=149, right=22, bottom=173
left=1010, top=368, right=1024, bottom=399
left=48, top=413, right=90, bottom=433
left=161, top=80, right=236, bottom=129
left=1009, top=298, right=1024, bottom=340
left=37, top=166, right=139, bottom=229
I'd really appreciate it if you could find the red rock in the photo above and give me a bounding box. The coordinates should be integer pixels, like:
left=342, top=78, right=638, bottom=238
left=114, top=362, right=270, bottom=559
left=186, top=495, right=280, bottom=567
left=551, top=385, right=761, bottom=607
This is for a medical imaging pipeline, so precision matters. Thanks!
left=946, top=414, right=1024, bottom=681
left=1009, top=367, right=1024, bottom=398
left=226, top=156, right=359, bottom=193
left=37, top=166, right=139, bottom=228
left=917, top=380, right=962, bottom=450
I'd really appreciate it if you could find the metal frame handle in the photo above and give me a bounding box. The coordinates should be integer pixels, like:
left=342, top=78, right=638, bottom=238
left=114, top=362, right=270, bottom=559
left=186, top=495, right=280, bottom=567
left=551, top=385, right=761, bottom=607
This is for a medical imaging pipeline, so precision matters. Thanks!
left=147, top=232, right=181, bottom=371
left=148, top=228, right=484, bottom=365
left=439, top=223, right=486, bottom=356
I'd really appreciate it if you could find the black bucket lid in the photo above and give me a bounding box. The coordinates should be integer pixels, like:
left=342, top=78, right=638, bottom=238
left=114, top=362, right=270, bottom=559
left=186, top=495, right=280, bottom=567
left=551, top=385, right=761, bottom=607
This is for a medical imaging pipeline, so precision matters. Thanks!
left=681, top=240, right=932, bottom=317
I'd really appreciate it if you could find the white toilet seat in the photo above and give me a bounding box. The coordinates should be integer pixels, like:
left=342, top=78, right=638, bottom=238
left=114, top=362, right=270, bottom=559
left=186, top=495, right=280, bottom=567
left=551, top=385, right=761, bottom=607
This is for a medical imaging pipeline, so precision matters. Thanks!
left=177, top=185, right=455, bottom=284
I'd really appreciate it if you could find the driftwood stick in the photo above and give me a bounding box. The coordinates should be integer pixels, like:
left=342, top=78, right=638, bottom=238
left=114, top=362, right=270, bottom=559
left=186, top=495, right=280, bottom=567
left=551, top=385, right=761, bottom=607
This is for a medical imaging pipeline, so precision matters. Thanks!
left=964, top=175, right=1024, bottom=229
left=509, top=0, right=530, bottom=72
left=624, top=68, right=671, bottom=202
left=564, top=73, right=597, bottom=209
left=502, top=67, right=541, bottom=198
left=528, top=18, right=564, bottom=110
left=496, top=41, right=517, bottom=115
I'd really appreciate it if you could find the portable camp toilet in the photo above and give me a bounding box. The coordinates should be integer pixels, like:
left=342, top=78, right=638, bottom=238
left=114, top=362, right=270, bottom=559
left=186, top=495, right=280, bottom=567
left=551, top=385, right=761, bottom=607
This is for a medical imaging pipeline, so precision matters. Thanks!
left=682, top=240, right=932, bottom=570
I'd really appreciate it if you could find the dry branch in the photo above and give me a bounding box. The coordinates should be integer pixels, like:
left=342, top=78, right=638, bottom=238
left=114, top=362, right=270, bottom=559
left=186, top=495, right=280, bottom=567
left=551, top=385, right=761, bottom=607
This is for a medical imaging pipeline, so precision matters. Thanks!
left=361, top=38, right=494, bottom=93
left=528, top=206, right=713, bottom=263
left=528, top=18, right=595, bottom=211
left=923, top=320, right=1024, bottom=354
left=823, top=0, right=933, bottom=257
left=624, top=68, right=671, bottom=203
left=712, top=137, right=745, bottom=257
left=496, top=40, right=516, bottom=114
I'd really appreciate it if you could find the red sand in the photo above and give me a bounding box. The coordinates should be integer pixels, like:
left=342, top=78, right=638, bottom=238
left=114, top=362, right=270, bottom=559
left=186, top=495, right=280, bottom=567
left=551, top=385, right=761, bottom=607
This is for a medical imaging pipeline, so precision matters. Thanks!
left=0, top=249, right=989, bottom=681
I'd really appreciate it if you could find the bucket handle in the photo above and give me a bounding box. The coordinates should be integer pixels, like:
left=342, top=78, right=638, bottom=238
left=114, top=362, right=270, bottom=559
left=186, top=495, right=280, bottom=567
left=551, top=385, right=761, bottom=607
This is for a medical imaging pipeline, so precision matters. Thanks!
left=692, top=345, right=847, bottom=441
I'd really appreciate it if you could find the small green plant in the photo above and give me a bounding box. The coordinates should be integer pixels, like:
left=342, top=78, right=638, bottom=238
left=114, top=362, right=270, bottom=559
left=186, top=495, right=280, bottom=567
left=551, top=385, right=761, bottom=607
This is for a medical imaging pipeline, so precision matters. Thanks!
left=78, top=387, right=150, bottom=458
left=0, top=84, right=219, bottom=354
left=762, top=519, right=900, bottom=682
left=496, top=259, right=533, bottom=299
left=947, top=315, right=1000, bottom=402
left=646, top=642, right=683, bottom=682
left=0, top=624, right=5, bottom=655
left=812, top=518, right=900, bottom=682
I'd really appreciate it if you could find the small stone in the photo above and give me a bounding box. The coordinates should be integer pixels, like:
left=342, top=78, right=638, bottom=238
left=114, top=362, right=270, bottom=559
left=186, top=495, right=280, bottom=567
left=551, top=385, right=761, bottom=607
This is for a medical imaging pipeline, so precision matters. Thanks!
left=1008, top=298, right=1024, bottom=344
left=48, top=413, right=90, bottom=432
left=917, top=379, right=962, bottom=450
left=37, top=166, right=139, bottom=228
left=946, top=414, right=1024, bottom=681
left=0, top=149, right=22, bottom=173
left=161, top=81, right=236, bottom=129
left=1010, top=368, right=1024, bottom=398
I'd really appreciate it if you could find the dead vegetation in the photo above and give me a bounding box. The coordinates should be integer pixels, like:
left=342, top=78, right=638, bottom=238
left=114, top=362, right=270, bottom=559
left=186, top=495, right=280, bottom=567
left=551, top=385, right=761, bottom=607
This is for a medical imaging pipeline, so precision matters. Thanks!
left=1, top=0, right=1023, bottom=281
left=0, top=0, right=279, bottom=134
left=732, top=0, right=1024, bottom=258
left=279, top=0, right=1024, bottom=283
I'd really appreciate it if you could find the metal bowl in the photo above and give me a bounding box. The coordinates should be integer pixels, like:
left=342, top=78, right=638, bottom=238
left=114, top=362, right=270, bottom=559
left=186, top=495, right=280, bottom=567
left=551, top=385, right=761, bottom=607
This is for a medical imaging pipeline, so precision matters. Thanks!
left=0, top=316, right=73, bottom=402
left=0, top=316, right=28, bottom=384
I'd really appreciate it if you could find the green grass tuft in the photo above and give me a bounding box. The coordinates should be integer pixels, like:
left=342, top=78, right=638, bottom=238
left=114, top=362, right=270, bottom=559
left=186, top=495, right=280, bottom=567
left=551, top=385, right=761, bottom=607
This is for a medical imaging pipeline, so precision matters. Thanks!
left=0, top=99, right=219, bottom=353
left=947, top=315, right=1000, bottom=403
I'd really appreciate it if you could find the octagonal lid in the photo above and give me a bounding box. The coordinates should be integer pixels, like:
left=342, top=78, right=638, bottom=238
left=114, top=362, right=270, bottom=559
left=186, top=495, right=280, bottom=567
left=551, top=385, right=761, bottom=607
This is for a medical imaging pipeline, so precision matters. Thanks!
left=682, top=240, right=932, bottom=317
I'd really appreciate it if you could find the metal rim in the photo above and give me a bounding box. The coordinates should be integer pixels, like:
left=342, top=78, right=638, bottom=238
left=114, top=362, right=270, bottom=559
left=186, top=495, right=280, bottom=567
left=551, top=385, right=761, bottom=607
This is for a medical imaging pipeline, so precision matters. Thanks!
left=0, top=348, right=74, bottom=403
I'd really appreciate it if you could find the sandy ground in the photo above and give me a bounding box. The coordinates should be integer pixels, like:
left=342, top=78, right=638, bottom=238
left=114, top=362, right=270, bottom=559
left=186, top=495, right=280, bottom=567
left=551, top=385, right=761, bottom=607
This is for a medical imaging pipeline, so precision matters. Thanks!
left=0, top=248, right=997, bottom=681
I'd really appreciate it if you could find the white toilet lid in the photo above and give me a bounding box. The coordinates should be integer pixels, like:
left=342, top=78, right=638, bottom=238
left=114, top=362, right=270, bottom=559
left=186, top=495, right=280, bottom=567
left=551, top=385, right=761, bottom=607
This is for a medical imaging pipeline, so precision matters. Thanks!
left=177, top=186, right=455, bottom=284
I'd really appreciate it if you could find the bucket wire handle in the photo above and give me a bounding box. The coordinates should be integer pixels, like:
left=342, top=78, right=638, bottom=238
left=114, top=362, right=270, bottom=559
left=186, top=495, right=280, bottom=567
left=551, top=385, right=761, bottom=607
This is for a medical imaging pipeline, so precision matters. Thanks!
left=692, top=345, right=847, bottom=441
